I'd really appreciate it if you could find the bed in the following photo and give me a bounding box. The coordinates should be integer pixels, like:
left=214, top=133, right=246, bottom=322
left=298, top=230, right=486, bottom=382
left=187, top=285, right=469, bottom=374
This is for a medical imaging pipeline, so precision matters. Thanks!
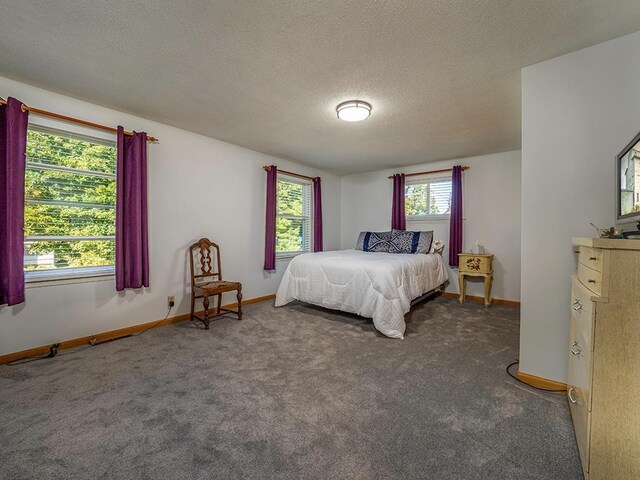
left=275, top=249, right=448, bottom=339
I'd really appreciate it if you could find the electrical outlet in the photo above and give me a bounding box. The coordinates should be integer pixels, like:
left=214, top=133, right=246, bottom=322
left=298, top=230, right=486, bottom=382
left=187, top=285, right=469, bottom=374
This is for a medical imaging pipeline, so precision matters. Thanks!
left=167, top=295, right=175, bottom=308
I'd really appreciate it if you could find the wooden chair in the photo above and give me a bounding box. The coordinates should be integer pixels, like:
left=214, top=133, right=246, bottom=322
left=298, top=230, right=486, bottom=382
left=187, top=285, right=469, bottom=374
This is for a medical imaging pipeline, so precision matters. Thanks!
left=189, top=238, right=242, bottom=329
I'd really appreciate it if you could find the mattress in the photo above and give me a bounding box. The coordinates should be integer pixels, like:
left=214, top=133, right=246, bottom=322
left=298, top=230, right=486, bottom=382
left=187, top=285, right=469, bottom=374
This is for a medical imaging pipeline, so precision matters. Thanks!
left=275, top=249, right=448, bottom=339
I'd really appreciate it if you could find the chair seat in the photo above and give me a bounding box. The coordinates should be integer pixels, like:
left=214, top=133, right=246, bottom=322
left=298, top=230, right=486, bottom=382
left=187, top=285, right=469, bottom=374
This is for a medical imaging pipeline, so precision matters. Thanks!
left=194, top=280, right=242, bottom=294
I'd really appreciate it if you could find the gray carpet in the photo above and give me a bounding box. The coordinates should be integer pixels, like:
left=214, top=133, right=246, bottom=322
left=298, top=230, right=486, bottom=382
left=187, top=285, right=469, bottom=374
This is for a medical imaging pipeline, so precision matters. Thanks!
left=0, top=296, right=583, bottom=480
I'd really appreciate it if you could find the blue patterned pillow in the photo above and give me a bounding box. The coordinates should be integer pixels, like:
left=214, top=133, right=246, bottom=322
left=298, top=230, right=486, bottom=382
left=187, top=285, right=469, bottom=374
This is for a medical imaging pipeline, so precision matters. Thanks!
left=390, top=229, right=433, bottom=254
left=355, top=231, right=392, bottom=252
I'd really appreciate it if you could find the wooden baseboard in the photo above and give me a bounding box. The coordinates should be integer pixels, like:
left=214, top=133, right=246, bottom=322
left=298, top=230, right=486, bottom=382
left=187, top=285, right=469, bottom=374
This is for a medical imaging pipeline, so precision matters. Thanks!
left=223, top=293, right=275, bottom=309
left=440, top=291, right=520, bottom=307
left=517, top=370, right=567, bottom=391
left=0, top=294, right=276, bottom=365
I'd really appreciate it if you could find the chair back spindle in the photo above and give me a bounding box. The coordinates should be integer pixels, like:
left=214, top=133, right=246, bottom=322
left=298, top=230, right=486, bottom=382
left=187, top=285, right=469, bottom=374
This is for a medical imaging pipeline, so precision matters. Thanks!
left=189, top=238, right=222, bottom=286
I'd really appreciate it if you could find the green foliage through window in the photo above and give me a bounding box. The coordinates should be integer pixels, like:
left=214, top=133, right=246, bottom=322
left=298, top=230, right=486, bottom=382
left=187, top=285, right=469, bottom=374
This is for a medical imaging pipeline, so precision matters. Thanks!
left=405, top=179, right=452, bottom=216
left=24, top=126, right=116, bottom=271
left=276, top=178, right=311, bottom=254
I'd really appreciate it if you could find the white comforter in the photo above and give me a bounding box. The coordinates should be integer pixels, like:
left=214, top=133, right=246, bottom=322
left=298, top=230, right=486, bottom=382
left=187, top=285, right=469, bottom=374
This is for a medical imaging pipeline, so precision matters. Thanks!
left=275, top=249, right=448, bottom=339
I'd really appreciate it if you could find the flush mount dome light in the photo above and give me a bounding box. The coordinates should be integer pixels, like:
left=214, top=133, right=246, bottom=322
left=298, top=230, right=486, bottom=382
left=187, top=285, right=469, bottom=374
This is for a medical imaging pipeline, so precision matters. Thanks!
left=336, top=100, right=372, bottom=122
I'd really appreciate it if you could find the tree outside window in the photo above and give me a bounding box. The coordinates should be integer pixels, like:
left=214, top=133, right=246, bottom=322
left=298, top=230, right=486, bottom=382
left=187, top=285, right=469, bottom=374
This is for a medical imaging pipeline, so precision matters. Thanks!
left=276, top=178, right=312, bottom=254
left=24, top=126, right=116, bottom=273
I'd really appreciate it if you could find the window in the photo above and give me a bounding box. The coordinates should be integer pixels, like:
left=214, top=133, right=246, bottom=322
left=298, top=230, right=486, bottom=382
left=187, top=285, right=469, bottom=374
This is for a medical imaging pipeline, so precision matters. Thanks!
left=24, top=125, right=117, bottom=280
left=276, top=176, right=312, bottom=256
left=405, top=176, right=452, bottom=219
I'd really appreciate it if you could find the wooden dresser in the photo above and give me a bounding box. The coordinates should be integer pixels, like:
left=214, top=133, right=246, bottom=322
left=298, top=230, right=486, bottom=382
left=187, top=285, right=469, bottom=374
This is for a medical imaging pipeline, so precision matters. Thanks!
left=569, top=237, right=640, bottom=480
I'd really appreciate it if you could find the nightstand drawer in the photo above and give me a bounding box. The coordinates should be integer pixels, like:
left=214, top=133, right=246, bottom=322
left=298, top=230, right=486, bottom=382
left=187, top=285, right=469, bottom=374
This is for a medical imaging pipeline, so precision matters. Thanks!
left=458, top=254, right=493, bottom=274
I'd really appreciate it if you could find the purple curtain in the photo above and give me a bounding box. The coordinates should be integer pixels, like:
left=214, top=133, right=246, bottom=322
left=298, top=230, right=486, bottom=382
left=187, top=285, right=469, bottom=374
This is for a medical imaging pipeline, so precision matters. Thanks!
left=264, top=165, right=277, bottom=270
left=313, top=177, right=323, bottom=252
left=391, top=173, right=406, bottom=230
left=0, top=97, right=28, bottom=306
left=115, top=126, right=149, bottom=291
left=449, top=165, right=463, bottom=267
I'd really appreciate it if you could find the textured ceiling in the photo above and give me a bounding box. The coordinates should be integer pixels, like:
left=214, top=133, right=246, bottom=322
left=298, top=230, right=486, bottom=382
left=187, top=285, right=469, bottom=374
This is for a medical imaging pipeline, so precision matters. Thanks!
left=1, top=1, right=640, bottom=174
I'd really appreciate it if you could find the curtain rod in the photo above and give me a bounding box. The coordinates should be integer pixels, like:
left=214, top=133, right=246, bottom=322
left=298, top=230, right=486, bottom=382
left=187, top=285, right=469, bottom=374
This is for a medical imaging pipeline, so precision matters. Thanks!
left=263, top=165, right=318, bottom=181
left=387, top=166, right=469, bottom=179
left=0, top=98, right=158, bottom=143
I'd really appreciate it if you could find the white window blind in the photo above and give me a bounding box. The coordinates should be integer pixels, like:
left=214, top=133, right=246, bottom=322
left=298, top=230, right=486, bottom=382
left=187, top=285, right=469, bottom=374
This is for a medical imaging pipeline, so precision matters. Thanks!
left=405, top=176, right=452, bottom=218
left=276, top=176, right=312, bottom=255
left=24, top=125, right=117, bottom=277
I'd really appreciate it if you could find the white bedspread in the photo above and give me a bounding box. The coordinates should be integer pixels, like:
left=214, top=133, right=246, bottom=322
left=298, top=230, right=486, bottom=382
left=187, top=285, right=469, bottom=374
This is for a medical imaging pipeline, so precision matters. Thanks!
left=275, top=249, right=448, bottom=339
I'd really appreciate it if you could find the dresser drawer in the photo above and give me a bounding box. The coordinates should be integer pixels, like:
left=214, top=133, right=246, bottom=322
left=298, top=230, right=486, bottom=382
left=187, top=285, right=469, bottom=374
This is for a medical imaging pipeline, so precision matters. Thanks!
left=458, top=254, right=492, bottom=274
left=569, top=386, right=592, bottom=474
left=579, top=246, right=603, bottom=273
left=577, top=262, right=602, bottom=296
left=569, top=276, right=595, bottom=410
left=569, top=315, right=593, bottom=410
left=569, top=274, right=595, bottom=475
left=570, top=275, right=595, bottom=345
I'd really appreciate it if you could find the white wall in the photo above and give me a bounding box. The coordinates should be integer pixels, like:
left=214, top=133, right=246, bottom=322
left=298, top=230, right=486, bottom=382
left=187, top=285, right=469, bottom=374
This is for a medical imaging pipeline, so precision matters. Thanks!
left=340, top=151, right=521, bottom=302
left=0, top=76, right=342, bottom=356
left=520, top=31, right=640, bottom=382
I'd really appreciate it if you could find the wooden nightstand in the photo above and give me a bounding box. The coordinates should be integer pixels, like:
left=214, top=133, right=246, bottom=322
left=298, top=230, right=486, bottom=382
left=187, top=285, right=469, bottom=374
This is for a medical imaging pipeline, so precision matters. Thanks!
left=458, top=253, right=494, bottom=307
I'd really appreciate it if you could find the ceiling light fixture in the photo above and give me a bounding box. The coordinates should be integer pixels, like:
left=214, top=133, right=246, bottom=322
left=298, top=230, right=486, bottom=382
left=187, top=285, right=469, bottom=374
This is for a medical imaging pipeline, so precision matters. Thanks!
left=336, top=100, right=372, bottom=122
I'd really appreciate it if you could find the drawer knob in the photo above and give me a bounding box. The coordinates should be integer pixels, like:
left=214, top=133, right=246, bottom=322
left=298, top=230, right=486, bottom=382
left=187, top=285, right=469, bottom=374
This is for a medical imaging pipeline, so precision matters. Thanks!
left=570, top=342, right=581, bottom=355
left=568, top=387, right=578, bottom=405
left=572, top=300, right=583, bottom=311
left=588, top=279, right=596, bottom=284
left=589, top=256, right=597, bottom=261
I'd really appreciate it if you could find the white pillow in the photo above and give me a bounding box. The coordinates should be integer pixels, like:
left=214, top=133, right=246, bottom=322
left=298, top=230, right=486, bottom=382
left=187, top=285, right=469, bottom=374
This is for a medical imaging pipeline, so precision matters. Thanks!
left=430, top=240, right=445, bottom=254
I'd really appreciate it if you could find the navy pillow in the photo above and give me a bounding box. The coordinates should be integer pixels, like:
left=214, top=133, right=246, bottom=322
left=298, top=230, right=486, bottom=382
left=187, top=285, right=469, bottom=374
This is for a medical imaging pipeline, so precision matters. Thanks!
left=390, top=229, right=434, bottom=254
left=355, top=231, right=392, bottom=252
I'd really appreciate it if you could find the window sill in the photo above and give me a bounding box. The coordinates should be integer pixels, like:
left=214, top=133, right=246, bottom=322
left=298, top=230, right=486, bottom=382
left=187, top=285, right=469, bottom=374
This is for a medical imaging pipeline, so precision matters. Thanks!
left=407, top=214, right=450, bottom=222
left=407, top=216, right=467, bottom=222
left=276, top=252, right=309, bottom=260
left=25, top=266, right=115, bottom=288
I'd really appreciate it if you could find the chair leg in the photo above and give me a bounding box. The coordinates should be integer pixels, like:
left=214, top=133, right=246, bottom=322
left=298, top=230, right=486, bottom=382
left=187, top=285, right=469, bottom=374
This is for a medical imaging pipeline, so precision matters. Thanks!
left=190, top=291, right=195, bottom=321
left=237, top=288, right=243, bottom=320
left=203, top=294, right=210, bottom=330
left=217, top=293, right=222, bottom=314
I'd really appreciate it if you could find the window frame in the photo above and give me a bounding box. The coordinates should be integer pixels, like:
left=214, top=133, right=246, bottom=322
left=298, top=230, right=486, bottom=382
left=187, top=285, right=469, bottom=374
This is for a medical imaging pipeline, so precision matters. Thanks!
left=275, top=174, right=314, bottom=259
left=23, top=124, right=117, bottom=284
left=405, top=175, right=453, bottom=222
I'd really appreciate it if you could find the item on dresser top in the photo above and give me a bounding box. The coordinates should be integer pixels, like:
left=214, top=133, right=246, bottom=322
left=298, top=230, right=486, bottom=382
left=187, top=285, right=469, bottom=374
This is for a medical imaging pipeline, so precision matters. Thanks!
left=589, top=222, right=619, bottom=238
left=355, top=230, right=392, bottom=252
left=390, top=229, right=433, bottom=254
left=568, top=237, right=640, bottom=480
left=620, top=221, right=640, bottom=238
left=615, top=130, right=640, bottom=232
left=457, top=253, right=493, bottom=307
